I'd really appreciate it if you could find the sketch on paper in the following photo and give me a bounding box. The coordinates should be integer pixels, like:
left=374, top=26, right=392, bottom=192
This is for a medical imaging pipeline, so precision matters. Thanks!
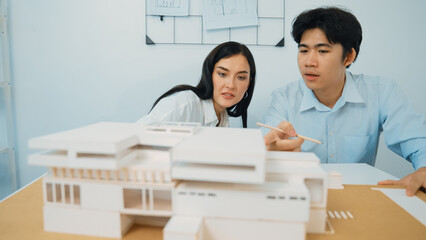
left=203, top=0, right=258, bottom=30
left=155, top=0, right=182, bottom=8
left=145, top=0, right=286, bottom=47
left=147, top=0, right=189, bottom=16
left=211, top=0, right=248, bottom=15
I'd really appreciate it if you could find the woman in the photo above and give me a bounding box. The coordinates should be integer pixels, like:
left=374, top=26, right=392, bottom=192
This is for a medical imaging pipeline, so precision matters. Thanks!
left=138, top=41, right=256, bottom=128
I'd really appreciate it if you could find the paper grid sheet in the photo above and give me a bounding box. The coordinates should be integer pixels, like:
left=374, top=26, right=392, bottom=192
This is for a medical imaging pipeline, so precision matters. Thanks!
left=146, top=0, right=285, bottom=46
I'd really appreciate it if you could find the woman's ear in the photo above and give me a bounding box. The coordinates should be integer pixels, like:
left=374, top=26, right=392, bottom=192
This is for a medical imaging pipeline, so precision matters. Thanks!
left=344, top=48, right=356, bottom=67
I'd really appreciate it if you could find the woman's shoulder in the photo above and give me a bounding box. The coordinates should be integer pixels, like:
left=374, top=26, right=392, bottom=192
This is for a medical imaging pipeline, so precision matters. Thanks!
left=138, top=90, right=203, bottom=124
left=174, top=90, right=199, bottom=99
left=163, top=90, right=200, bottom=104
left=155, top=90, right=201, bottom=110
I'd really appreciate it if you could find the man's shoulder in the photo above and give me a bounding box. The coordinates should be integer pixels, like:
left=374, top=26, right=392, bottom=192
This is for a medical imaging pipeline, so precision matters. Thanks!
left=351, top=73, right=397, bottom=88
left=272, top=80, right=303, bottom=97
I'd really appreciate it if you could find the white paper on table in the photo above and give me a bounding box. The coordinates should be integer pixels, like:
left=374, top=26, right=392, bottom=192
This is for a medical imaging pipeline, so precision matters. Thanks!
left=372, top=188, right=426, bottom=226
left=203, top=0, right=258, bottom=30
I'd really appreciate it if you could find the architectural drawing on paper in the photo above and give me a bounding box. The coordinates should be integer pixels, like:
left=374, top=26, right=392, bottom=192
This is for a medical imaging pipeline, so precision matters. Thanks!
left=211, top=0, right=248, bottom=15
left=147, top=0, right=189, bottom=16
left=155, top=0, right=182, bottom=8
left=28, top=121, right=337, bottom=239
left=203, top=0, right=257, bottom=30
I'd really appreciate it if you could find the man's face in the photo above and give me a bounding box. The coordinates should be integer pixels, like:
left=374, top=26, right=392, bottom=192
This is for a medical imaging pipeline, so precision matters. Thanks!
left=297, top=28, right=353, bottom=95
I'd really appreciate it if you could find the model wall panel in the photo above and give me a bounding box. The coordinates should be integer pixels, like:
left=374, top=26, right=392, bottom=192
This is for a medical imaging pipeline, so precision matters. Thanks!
left=164, top=216, right=203, bottom=240
left=80, top=182, right=123, bottom=211
left=44, top=205, right=129, bottom=238
left=203, top=217, right=305, bottom=240
left=173, top=183, right=310, bottom=222
left=306, top=208, right=327, bottom=233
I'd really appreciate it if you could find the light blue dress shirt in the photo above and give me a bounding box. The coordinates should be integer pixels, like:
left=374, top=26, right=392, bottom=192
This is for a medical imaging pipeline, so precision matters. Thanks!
left=263, top=72, right=426, bottom=170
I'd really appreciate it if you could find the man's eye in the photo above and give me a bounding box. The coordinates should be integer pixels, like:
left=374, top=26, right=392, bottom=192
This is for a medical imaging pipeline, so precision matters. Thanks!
left=319, top=50, right=329, bottom=53
left=299, top=49, right=308, bottom=53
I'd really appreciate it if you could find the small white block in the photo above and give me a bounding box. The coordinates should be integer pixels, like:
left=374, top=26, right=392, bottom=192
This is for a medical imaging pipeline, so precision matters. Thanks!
left=328, top=210, right=335, bottom=219
left=328, top=171, right=344, bottom=189
left=340, top=211, right=348, bottom=219
left=334, top=211, right=341, bottom=219
left=164, top=216, right=203, bottom=240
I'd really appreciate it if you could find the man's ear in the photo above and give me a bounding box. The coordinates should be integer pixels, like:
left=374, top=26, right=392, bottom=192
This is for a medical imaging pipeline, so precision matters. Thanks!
left=344, top=48, right=356, bottom=67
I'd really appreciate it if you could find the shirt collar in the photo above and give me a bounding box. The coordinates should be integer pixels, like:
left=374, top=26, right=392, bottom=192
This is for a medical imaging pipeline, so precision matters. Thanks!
left=341, top=72, right=365, bottom=104
left=201, top=99, right=230, bottom=127
left=299, top=80, right=321, bottom=112
left=299, top=71, right=365, bottom=112
left=202, top=99, right=218, bottom=125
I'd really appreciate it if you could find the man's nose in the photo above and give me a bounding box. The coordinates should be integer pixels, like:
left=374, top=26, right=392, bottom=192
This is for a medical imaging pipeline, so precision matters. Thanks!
left=305, top=52, right=318, bottom=67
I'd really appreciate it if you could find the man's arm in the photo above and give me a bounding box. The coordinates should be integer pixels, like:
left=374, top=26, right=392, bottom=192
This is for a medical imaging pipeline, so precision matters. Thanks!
left=377, top=79, right=426, bottom=196
left=262, top=87, right=304, bottom=151
left=378, top=167, right=426, bottom=196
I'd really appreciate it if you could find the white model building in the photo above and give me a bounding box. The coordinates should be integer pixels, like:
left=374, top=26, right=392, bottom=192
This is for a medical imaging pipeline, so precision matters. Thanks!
left=28, top=122, right=334, bottom=239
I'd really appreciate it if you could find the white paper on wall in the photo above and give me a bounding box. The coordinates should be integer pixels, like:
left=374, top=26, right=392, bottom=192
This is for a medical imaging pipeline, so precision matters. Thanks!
left=202, top=0, right=258, bottom=30
left=147, top=0, right=189, bottom=16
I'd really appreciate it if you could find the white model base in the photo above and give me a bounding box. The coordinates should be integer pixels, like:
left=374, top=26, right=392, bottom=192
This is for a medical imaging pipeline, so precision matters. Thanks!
left=164, top=216, right=305, bottom=240
left=164, top=216, right=204, bottom=240
left=203, top=217, right=305, bottom=240
left=307, top=208, right=327, bottom=233
left=44, top=205, right=133, bottom=238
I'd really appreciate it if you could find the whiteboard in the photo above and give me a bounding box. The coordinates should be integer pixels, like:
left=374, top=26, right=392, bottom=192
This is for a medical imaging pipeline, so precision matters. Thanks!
left=146, top=0, right=285, bottom=47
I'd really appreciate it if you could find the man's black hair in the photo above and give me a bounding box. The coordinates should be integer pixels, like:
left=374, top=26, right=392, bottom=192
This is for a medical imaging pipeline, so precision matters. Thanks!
left=292, top=7, right=362, bottom=67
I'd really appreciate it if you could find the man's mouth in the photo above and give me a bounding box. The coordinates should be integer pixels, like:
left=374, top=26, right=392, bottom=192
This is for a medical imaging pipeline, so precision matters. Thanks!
left=305, top=73, right=319, bottom=81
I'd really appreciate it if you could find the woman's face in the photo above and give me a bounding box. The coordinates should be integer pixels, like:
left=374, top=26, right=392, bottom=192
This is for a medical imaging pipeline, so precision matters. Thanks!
left=212, top=54, right=251, bottom=114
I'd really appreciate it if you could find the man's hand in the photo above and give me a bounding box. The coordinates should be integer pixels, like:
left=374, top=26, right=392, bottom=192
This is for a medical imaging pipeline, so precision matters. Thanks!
left=378, top=167, right=426, bottom=196
left=263, top=121, right=304, bottom=151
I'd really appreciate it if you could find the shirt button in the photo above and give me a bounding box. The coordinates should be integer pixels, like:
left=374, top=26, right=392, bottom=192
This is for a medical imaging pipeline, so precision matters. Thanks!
left=329, top=132, right=333, bottom=136
left=330, top=154, right=334, bottom=157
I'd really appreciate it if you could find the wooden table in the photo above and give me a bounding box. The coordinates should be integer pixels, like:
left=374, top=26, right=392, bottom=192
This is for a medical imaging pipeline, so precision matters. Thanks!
left=1, top=177, right=425, bottom=240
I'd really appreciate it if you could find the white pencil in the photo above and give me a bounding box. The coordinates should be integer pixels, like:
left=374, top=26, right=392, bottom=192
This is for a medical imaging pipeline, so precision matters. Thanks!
left=256, top=122, right=322, bottom=144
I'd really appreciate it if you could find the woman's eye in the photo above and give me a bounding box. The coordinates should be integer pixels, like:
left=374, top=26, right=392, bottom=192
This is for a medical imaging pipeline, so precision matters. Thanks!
left=237, top=76, right=247, bottom=80
left=218, top=72, right=226, bottom=77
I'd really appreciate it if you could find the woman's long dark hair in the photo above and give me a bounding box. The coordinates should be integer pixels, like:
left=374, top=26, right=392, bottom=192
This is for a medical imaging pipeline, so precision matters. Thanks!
left=149, top=41, right=256, bottom=128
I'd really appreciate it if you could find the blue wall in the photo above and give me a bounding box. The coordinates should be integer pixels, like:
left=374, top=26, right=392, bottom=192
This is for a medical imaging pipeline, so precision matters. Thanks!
left=8, top=0, right=426, bottom=187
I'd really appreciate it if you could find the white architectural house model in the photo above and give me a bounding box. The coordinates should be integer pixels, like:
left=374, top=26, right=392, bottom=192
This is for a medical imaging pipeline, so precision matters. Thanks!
left=28, top=122, right=336, bottom=240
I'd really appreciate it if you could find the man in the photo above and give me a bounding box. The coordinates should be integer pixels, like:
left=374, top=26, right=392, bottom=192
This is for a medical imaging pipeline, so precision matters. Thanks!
left=263, top=7, right=426, bottom=196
